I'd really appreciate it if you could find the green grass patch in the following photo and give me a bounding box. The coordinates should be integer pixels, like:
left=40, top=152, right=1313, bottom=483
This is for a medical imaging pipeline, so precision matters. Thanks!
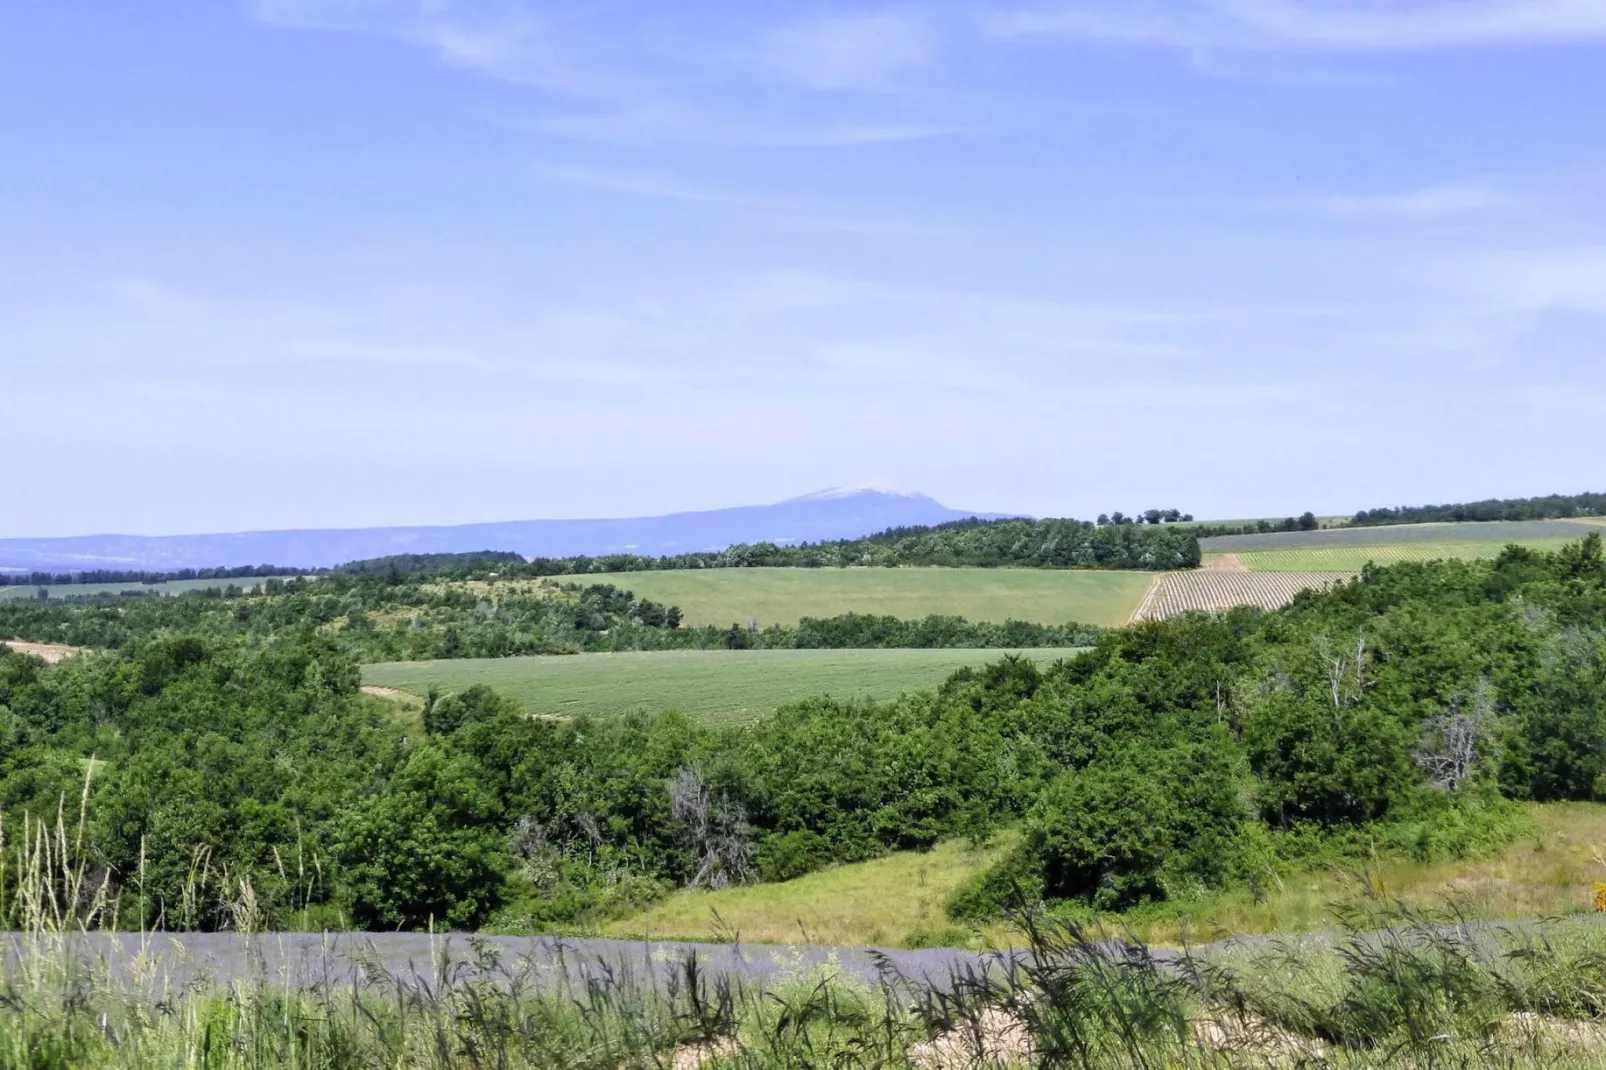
left=574, top=566, right=1151, bottom=628
left=1102, top=801, right=1606, bottom=946
left=362, top=647, right=1079, bottom=728
left=602, top=835, right=1016, bottom=948
left=604, top=803, right=1606, bottom=950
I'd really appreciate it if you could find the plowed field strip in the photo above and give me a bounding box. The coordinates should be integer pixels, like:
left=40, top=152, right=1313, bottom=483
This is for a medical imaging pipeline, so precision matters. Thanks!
left=1130, top=571, right=1355, bottom=622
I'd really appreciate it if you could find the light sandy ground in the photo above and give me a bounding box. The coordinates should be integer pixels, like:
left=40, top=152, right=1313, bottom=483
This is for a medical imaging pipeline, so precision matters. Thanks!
left=0, top=640, right=87, bottom=663
left=359, top=685, right=407, bottom=699
left=1201, top=553, right=1247, bottom=572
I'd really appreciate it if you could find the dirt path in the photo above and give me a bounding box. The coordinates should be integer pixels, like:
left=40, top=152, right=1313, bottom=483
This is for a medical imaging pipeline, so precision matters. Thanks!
left=1, top=639, right=88, bottom=663
left=360, top=685, right=409, bottom=699
left=1129, top=575, right=1166, bottom=624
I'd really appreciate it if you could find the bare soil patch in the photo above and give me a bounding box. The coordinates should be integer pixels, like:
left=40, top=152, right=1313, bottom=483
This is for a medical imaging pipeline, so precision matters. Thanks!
left=0, top=639, right=88, bottom=664
left=1202, top=553, right=1247, bottom=572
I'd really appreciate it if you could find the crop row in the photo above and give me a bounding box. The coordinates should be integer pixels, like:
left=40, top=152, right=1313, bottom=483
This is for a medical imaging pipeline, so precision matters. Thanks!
left=1132, top=571, right=1353, bottom=622
left=1234, top=540, right=1581, bottom=573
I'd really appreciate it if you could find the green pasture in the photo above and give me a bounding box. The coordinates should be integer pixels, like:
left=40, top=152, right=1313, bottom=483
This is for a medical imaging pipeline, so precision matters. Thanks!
left=0, top=575, right=299, bottom=602
left=1226, top=539, right=1584, bottom=572
left=363, top=647, right=1078, bottom=728
left=576, top=566, right=1151, bottom=628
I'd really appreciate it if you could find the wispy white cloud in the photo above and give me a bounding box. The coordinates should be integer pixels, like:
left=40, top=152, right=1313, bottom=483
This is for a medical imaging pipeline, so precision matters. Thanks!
left=526, top=161, right=965, bottom=238
left=1274, top=183, right=1505, bottom=219
left=989, top=0, right=1606, bottom=52
left=252, top=2, right=974, bottom=148
left=252, top=0, right=621, bottom=96
left=529, top=162, right=736, bottom=204
left=761, top=12, right=938, bottom=91
left=1441, top=245, right=1606, bottom=316
left=518, top=104, right=969, bottom=149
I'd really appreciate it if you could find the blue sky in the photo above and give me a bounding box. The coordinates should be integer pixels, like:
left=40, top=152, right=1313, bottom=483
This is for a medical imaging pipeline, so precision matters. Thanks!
left=4, top=1, right=1605, bottom=536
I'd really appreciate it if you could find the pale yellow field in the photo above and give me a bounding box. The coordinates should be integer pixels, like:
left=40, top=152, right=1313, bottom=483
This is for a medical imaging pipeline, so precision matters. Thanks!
left=564, top=566, right=1153, bottom=628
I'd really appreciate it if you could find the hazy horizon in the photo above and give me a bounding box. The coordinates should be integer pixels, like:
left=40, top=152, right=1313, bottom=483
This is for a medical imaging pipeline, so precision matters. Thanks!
left=5, top=3, right=1604, bottom=538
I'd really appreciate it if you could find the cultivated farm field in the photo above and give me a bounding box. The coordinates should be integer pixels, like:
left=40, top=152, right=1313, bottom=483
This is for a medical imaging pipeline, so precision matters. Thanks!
left=570, top=565, right=1151, bottom=628
left=363, top=647, right=1077, bottom=728
left=1199, top=518, right=1606, bottom=553
left=0, top=575, right=299, bottom=602
left=1228, top=540, right=1581, bottom=572
left=1132, top=570, right=1352, bottom=621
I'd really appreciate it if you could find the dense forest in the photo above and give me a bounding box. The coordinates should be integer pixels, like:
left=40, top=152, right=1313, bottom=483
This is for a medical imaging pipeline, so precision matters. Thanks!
left=1352, top=491, right=1606, bottom=526
left=3, top=535, right=1603, bottom=931
left=0, top=575, right=1099, bottom=661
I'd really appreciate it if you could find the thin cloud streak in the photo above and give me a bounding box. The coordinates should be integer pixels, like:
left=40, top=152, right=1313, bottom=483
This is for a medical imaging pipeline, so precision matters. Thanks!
left=254, top=2, right=976, bottom=150
left=1271, top=183, right=1506, bottom=219
left=527, top=163, right=967, bottom=238
left=761, top=12, right=939, bottom=91
left=252, top=0, right=624, bottom=97
left=989, top=0, right=1606, bottom=52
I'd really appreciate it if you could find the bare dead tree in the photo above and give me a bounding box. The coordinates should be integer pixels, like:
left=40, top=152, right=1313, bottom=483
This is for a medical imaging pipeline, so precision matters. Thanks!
left=1313, top=635, right=1368, bottom=710
left=670, top=764, right=755, bottom=890
left=1414, top=678, right=1498, bottom=791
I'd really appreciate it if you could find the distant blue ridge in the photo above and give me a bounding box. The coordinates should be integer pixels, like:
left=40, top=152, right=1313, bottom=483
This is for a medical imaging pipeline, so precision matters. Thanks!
left=0, top=490, right=1018, bottom=573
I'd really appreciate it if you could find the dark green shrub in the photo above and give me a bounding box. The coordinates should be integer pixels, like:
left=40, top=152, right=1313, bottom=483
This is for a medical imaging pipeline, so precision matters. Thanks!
left=1245, top=690, right=1417, bottom=827
left=757, top=829, right=829, bottom=882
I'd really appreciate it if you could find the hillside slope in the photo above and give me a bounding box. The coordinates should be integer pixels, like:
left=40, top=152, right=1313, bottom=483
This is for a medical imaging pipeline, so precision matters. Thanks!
left=0, top=489, right=1010, bottom=572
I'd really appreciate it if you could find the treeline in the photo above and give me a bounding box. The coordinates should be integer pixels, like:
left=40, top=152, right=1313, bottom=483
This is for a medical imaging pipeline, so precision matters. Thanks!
left=1, top=513, right=1197, bottom=596
left=335, top=551, right=525, bottom=580
left=0, top=563, right=297, bottom=587
left=1094, top=508, right=1193, bottom=525
left=0, top=575, right=1098, bottom=661
left=512, top=517, right=1199, bottom=576
left=1353, top=491, right=1606, bottom=527
left=1185, top=512, right=1322, bottom=538
left=3, top=535, right=1604, bottom=931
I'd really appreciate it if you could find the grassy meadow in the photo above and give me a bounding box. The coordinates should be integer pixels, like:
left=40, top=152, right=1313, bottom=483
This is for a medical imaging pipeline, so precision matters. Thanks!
left=603, top=835, right=1016, bottom=948
left=1116, top=801, right=1606, bottom=946
left=363, top=647, right=1078, bottom=728
left=603, top=802, right=1606, bottom=951
left=566, top=565, right=1151, bottom=628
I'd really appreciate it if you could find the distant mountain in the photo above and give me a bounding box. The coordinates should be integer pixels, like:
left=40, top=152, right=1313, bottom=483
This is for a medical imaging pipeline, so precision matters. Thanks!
left=0, top=490, right=1016, bottom=573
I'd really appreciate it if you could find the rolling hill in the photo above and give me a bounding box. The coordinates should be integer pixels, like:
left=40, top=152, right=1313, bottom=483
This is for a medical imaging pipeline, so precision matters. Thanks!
left=0, top=488, right=1012, bottom=573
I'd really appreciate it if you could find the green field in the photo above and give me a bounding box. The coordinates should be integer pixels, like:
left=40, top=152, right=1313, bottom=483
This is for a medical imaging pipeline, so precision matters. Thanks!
left=0, top=575, right=299, bottom=602
left=572, top=566, right=1152, bottom=628
left=1226, top=539, right=1583, bottom=572
left=363, top=647, right=1078, bottom=728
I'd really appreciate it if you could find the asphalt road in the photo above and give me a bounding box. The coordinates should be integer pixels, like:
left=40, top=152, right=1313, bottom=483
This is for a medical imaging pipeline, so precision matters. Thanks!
left=2, top=931, right=1001, bottom=994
